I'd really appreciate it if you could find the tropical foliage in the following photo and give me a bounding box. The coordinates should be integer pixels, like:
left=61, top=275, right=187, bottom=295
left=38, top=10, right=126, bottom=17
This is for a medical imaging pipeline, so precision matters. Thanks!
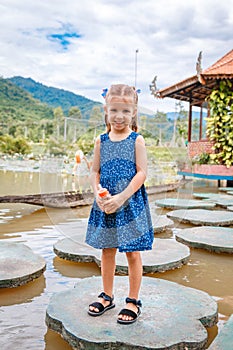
left=206, top=80, right=233, bottom=167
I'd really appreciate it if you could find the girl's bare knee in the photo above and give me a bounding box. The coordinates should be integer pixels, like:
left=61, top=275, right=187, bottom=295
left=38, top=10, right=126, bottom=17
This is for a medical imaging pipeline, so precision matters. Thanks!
left=102, top=248, right=117, bottom=258
left=126, top=251, right=141, bottom=262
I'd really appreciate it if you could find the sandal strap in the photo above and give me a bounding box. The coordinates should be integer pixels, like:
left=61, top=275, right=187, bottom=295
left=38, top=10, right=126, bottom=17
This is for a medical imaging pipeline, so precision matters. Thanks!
left=89, top=302, right=104, bottom=312
left=98, top=292, right=114, bottom=302
left=125, top=297, right=142, bottom=307
left=118, top=308, right=138, bottom=319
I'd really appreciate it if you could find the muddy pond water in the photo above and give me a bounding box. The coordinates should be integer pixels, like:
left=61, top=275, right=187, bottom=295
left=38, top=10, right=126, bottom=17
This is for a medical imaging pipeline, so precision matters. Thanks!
left=0, top=164, right=232, bottom=350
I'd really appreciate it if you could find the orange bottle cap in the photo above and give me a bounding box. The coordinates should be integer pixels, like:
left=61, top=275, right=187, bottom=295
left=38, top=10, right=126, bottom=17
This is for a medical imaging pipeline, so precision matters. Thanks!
left=98, top=188, right=109, bottom=197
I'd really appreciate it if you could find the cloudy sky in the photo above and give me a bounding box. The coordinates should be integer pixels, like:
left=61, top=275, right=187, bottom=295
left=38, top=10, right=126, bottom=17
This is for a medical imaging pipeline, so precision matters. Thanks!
left=1, top=0, right=233, bottom=113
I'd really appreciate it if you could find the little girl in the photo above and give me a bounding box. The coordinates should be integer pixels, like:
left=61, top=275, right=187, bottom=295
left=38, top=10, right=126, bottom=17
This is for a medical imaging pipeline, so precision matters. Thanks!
left=85, top=84, right=154, bottom=324
left=72, top=149, right=90, bottom=176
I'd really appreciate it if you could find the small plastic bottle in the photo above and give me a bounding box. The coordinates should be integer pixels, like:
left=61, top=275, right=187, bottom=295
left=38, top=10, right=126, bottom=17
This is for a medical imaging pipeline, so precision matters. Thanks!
left=97, top=184, right=110, bottom=200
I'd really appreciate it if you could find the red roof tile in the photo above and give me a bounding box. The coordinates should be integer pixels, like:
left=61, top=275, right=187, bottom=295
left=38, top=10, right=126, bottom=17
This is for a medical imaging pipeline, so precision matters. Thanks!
left=202, top=49, right=233, bottom=78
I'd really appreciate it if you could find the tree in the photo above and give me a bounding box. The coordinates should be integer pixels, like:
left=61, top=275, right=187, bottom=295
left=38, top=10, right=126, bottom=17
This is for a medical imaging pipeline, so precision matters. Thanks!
left=175, top=102, right=188, bottom=147
left=154, top=110, right=169, bottom=145
left=88, top=106, right=104, bottom=142
left=0, top=135, right=31, bottom=154
left=68, top=106, right=82, bottom=119
left=67, top=106, right=83, bottom=142
left=53, top=107, right=64, bottom=139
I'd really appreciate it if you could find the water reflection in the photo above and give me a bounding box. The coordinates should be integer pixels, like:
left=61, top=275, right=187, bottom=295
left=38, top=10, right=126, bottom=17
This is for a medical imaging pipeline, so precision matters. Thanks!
left=0, top=274, right=46, bottom=306
left=53, top=258, right=100, bottom=278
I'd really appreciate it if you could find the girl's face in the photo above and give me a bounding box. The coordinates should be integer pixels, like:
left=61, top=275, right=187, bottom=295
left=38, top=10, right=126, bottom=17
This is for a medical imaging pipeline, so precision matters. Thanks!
left=105, top=96, right=136, bottom=133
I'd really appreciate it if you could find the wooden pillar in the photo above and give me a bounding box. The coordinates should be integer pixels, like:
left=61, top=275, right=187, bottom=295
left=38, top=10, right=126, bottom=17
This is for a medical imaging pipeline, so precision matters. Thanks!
left=199, top=106, right=203, bottom=140
left=188, top=98, right=192, bottom=142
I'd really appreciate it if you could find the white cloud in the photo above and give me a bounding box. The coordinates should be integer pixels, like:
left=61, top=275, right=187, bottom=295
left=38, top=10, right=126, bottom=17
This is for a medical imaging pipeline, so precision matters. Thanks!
left=0, top=0, right=232, bottom=114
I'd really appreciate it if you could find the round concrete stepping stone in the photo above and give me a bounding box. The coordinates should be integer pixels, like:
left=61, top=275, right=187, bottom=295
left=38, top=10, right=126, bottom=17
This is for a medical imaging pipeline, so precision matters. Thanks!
left=193, top=192, right=219, bottom=199
left=167, top=209, right=233, bottom=226
left=227, top=206, right=233, bottom=211
left=209, top=314, right=233, bottom=350
left=0, top=241, right=46, bottom=288
left=226, top=191, right=233, bottom=195
left=155, top=198, right=216, bottom=209
left=151, top=213, right=174, bottom=233
left=194, top=192, right=233, bottom=207
left=53, top=213, right=174, bottom=239
left=219, top=187, right=233, bottom=192
left=175, top=226, right=233, bottom=253
left=46, top=276, right=218, bottom=349
left=214, top=198, right=233, bottom=208
left=193, top=192, right=229, bottom=200
left=54, top=237, right=190, bottom=274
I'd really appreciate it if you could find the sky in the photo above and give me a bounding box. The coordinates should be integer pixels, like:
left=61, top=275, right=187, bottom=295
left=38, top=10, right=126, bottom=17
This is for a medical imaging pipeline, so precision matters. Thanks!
left=0, top=0, right=233, bottom=114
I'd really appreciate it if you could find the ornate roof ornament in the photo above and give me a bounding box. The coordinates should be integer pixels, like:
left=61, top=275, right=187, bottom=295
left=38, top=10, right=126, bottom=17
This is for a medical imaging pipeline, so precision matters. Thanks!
left=149, top=76, right=160, bottom=97
left=196, top=51, right=206, bottom=84
left=196, top=51, right=202, bottom=76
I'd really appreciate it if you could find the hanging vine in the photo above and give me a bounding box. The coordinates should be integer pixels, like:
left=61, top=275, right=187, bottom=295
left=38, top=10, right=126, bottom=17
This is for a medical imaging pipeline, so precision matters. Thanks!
left=206, top=79, right=233, bottom=167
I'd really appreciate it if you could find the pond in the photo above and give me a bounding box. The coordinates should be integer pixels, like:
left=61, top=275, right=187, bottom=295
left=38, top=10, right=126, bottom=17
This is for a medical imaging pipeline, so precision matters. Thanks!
left=0, top=161, right=232, bottom=349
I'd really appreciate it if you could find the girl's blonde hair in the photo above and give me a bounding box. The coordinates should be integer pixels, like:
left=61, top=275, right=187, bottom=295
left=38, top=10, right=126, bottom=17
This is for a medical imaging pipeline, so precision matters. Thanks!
left=104, top=84, right=138, bottom=132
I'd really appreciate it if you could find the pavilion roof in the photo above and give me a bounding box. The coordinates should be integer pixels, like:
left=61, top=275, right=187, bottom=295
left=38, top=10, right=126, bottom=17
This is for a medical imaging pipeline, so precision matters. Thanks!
left=152, top=49, right=233, bottom=107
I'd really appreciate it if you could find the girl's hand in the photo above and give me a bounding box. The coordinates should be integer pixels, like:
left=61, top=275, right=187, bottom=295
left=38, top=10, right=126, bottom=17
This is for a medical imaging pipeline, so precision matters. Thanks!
left=103, top=194, right=125, bottom=214
left=95, top=196, right=105, bottom=212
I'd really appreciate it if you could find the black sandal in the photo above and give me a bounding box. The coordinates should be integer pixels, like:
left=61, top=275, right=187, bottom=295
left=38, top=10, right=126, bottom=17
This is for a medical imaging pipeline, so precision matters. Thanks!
left=117, top=297, right=142, bottom=324
left=88, top=292, right=115, bottom=316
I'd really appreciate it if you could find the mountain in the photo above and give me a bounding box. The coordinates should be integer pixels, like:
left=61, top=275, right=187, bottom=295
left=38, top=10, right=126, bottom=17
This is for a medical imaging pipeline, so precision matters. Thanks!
left=8, top=76, right=102, bottom=117
left=0, top=77, right=54, bottom=122
left=166, top=111, right=207, bottom=121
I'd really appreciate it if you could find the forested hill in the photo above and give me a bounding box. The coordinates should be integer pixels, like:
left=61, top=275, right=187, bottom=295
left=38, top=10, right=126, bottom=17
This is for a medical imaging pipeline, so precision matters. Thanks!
left=0, top=77, right=54, bottom=121
left=8, top=76, right=102, bottom=116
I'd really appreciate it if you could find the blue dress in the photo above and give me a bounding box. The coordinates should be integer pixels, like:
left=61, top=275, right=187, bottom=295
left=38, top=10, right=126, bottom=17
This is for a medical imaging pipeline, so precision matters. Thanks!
left=85, top=131, right=154, bottom=252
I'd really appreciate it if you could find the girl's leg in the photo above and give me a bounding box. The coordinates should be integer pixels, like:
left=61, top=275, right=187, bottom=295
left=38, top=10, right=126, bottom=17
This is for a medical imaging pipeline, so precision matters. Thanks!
left=118, top=251, right=142, bottom=321
left=72, top=163, right=78, bottom=175
left=89, top=248, right=117, bottom=312
left=101, top=247, right=117, bottom=296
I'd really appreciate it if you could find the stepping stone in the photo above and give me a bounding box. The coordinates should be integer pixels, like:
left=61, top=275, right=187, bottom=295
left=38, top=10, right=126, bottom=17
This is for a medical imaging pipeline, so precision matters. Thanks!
left=53, top=213, right=174, bottom=239
left=46, top=276, right=218, bottom=350
left=175, top=226, right=233, bottom=253
left=152, top=214, right=174, bottom=233
left=226, top=191, right=233, bottom=195
left=150, top=204, right=174, bottom=232
left=193, top=192, right=218, bottom=199
left=227, top=206, right=233, bottom=211
left=54, top=237, right=190, bottom=274
left=193, top=192, right=233, bottom=208
left=154, top=198, right=216, bottom=209
left=167, top=209, right=233, bottom=226
left=219, top=187, right=233, bottom=192
left=193, top=193, right=229, bottom=200
left=209, top=314, right=233, bottom=350
left=0, top=241, right=46, bottom=288
left=214, top=198, right=233, bottom=208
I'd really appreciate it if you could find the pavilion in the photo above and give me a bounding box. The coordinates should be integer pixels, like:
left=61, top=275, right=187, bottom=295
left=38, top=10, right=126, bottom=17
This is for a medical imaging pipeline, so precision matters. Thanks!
left=150, top=49, right=233, bottom=183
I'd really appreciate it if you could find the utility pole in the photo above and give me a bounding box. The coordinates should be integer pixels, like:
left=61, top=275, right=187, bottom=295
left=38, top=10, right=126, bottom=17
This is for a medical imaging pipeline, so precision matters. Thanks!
left=135, top=49, right=139, bottom=88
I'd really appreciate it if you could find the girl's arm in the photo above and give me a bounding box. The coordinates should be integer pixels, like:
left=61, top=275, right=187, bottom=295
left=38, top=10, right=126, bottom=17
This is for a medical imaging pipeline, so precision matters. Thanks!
left=103, top=135, right=147, bottom=213
left=83, top=155, right=91, bottom=170
left=89, top=136, right=101, bottom=196
left=120, top=135, right=147, bottom=200
left=89, top=136, right=105, bottom=211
